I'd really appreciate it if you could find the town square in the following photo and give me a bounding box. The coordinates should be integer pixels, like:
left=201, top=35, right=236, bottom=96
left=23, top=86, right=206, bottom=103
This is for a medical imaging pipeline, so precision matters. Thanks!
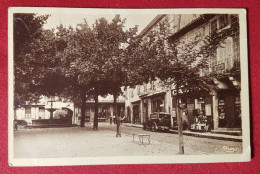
left=9, top=8, right=250, bottom=165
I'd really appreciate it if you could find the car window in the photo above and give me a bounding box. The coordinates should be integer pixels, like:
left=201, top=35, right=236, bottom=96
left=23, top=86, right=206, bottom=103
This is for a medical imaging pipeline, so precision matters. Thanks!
left=150, top=114, right=157, bottom=119
left=161, top=114, right=170, bottom=120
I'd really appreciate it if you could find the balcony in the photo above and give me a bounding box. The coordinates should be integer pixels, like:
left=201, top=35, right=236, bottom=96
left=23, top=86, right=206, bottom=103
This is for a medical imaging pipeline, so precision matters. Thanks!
left=202, top=54, right=240, bottom=76
left=211, top=56, right=233, bottom=72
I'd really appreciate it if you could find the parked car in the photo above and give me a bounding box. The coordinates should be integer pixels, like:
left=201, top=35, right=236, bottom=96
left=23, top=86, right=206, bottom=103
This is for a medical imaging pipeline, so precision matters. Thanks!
left=143, top=112, right=171, bottom=132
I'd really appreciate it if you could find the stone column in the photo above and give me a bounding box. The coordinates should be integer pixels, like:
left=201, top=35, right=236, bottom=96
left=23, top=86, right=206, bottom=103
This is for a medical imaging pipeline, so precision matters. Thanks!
left=140, top=100, right=144, bottom=124
left=148, top=98, right=152, bottom=119
left=212, top=95, right=219, bottom=130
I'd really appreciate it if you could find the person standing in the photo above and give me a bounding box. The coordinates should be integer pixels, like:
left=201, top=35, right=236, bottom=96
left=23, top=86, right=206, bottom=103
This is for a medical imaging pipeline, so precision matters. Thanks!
left=110, top=115, right=113, bottom=125
left=181, top=111, right=189, bottom=130
left=14, top=120, right=18, bottom=131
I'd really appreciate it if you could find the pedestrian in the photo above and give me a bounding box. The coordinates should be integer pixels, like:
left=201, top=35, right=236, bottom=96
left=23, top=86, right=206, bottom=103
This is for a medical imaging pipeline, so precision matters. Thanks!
left=182, top=111, right=189, bottom=130
left=14, top=120, right=18, bottom=131
left=110, top=115, right=113, bottom=125
left=120, top=116, right=126, bottom=124
left=113, top=115, right=116, bottom=124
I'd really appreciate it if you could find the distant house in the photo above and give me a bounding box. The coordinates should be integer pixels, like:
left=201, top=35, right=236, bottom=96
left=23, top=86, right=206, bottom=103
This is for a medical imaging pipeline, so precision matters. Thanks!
left=15, top=96, right=75, bottom=125
left=16, top=94, right=126, bottom=125
left=74, top=95, right=125, bottom=124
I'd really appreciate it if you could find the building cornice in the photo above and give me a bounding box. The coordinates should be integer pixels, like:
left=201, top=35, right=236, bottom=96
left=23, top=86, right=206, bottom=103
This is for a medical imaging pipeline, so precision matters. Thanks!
left=169, top=14, right=217, bottom=41
left=138, top=14, right=167, bottom=38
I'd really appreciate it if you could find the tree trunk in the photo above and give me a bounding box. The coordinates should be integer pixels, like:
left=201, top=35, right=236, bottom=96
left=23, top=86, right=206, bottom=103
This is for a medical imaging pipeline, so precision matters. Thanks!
left=176, top=98, right=184, bottom=154
left=114, top=93, right=121, bottom=137
left=93, top=87, right=99, bottom=130
left=80, top=91, right=86, bottom=127
left=176, top=78, right=184, bottom=154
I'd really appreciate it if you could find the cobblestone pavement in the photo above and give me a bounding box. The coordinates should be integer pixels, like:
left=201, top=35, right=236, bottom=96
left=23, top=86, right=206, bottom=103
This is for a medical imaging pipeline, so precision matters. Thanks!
left=13, top=123, right=242, bottom=158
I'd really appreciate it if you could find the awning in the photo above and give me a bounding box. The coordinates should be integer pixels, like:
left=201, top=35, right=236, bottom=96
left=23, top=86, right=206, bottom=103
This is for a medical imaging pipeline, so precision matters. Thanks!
left=131, top=99, right=141, bottom=104
left=140, top=91, right=166, bottom=99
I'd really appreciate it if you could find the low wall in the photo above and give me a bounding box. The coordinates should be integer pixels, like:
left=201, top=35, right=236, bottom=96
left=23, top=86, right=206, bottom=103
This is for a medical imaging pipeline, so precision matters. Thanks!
left=32, top=119, right=70, bottom=126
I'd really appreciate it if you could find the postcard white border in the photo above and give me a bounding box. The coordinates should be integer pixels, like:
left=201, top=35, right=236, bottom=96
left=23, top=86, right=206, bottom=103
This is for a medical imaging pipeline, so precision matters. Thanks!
left=8, top=7, right=250, bottom=166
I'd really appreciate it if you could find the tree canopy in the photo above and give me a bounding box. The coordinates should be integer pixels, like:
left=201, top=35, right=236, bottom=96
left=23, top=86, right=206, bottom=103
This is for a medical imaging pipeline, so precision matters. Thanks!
left=13, top=13, right=49, bottom=109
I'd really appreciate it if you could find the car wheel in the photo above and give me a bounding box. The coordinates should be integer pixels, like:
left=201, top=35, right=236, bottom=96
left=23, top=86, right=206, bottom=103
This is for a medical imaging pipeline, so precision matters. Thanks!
left=152, top=124, right=156, bottom=132
left=143, top=124, right=146, bottom=130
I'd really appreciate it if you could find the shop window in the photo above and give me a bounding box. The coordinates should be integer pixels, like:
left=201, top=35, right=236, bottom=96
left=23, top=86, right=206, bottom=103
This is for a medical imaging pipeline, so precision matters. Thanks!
left=234, top=96, right=241, bottom=128
left=133, top=105, right=140, bottom=124
left=90, top=105, right=94, bottom=112
left=152, top=99, right=165, bottom=112
left=187, top=97, right=194, bottom=104
left=101, top=105, right=109, bottom=118
left=218, top=95, right=241, bottom=128
left=86, top=105, right=91, bottom=116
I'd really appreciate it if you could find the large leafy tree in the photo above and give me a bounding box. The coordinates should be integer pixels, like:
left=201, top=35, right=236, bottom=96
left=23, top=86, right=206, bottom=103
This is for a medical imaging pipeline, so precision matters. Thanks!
left=59, top=16, right=138, bottom=132
left=13, top=13, right=49, bottom=111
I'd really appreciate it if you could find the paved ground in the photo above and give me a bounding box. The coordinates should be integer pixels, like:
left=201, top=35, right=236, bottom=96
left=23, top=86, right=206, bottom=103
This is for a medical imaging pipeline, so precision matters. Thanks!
left=13, top=123, right=242, bottom=158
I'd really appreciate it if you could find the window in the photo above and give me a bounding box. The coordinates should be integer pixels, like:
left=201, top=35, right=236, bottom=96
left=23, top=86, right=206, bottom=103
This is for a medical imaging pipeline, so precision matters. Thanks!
left=25, top=106, right=31, bottom=118
left=210, top=19, right=218, bottom=33
left=209, top=15, right=233, bottom=72
left=131, top=88, right=134, bottom=98
left=86, top=105, right=91, bottom=116
left=39, top=107, right=45, bottom=119
left=137, top=85, right=141, bottom=95
left=124, top=90, right=128, bottom=100
left=143, top=84, right=147, bottom=92
left=150, top=81, right=155, bottom=91
left=210, top=15, right=230, bottom=34
left=217, top=37, right=232, bottom=61
left=152, top=99, right=165, bottom=112
left=216, top=37, right=233, bottom=70
left=219, top=15, right=229, bottom=29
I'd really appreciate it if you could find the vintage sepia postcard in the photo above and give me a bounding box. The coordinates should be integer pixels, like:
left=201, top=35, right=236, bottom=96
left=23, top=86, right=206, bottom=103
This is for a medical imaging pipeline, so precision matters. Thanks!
left=8, top=7, right=250, bottom=166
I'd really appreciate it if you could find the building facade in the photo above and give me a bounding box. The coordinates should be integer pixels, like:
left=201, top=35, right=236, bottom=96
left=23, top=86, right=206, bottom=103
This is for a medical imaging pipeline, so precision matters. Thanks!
left=125, top=14, right=241, bottom=133
left=15, top=96, right=75, bottom=125
left=124, top=80, right=173, bottom=126
left=16, top=95, right=125, bottom=125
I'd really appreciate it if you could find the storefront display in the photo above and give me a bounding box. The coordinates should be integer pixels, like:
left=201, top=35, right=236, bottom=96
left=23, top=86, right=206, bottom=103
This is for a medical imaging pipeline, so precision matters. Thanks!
left=217, top=93, right=242, bottom=128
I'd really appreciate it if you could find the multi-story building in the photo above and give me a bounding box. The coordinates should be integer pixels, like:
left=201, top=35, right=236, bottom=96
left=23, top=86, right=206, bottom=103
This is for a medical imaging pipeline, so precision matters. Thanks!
left=125, top=14, right=241, bottom=134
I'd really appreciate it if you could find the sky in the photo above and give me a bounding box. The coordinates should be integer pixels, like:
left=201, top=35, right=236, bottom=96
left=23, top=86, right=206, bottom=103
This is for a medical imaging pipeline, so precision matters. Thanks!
left=39, top=13, right=157, bottom=34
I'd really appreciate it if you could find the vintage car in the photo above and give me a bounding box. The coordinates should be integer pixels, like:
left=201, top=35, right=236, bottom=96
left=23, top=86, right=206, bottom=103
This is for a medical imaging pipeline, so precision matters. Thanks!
left=143, top=112, right=171, bottom=132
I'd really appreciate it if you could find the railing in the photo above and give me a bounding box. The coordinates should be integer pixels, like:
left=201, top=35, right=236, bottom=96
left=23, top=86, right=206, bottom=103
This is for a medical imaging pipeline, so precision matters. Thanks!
left=210, top=55, right=233, bottom=72
left=202, top=54, right=240, bottom=76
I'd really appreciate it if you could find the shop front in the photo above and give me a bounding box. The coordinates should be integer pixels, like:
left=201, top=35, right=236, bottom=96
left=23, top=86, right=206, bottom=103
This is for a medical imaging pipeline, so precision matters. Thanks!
left=171, top=90, right=214, bottom=132
left=217, top=90, right=241, bottom=129
left=150, top=93, right=166, bottom=115
left=132, top=101, right=141, bottom=124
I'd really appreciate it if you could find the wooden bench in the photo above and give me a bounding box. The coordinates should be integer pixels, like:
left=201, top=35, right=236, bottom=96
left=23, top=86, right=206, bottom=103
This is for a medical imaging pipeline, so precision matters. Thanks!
left=133, top=134, right=150, bottom=144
